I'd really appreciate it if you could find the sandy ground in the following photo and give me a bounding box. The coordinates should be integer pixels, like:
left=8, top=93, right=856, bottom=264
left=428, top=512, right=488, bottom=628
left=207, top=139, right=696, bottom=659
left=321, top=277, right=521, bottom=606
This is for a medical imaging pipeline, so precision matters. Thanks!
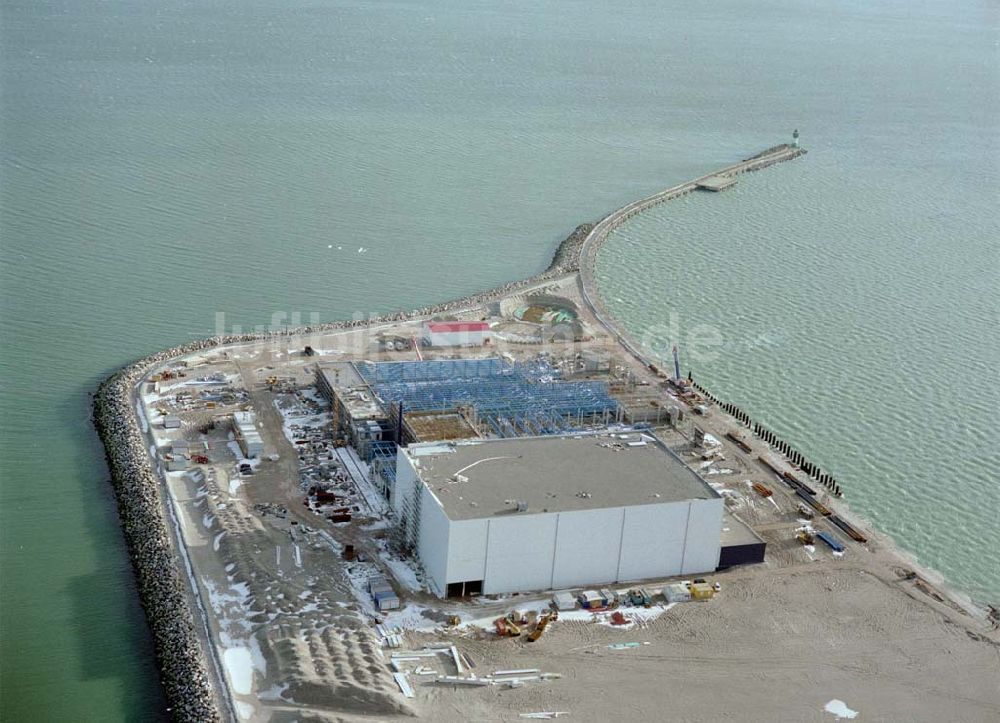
left=406, top=563, right=1000, bottom=722
left=138, top=274, right=1000, bottom=722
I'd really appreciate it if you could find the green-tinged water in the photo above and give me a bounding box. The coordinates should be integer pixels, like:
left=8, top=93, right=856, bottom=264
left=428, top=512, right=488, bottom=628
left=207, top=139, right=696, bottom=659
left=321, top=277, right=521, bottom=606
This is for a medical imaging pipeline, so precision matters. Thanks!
left=1, top=0, right=996, bottom=718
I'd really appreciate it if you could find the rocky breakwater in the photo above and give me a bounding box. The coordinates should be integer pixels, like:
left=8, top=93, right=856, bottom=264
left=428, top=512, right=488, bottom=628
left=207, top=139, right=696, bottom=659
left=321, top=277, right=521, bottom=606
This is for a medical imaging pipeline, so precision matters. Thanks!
left=90, top=221, right=593, bottom=719
left=94, top=371, right=221, bottom=722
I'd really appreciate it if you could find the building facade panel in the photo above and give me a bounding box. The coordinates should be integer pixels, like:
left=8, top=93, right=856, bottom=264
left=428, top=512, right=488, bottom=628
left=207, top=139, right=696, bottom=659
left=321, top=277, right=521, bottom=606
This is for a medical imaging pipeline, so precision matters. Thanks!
left=416, top=486, right=450, bottom=596
left=680, top=498, right=725, bottom=574
left=483, top=514, right=558, bottom=594
left=391, top=448, right=418, bottom=515
left=550, top=508, right=625, bottom=589
left=446, top=518, right=489, bottom=586
left=616, top=502, right=690, bottom=581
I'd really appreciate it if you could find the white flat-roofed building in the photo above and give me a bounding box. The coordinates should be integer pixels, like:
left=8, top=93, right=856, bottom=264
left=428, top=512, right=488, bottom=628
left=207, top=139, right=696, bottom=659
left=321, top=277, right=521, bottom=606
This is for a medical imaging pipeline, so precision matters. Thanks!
left=421, top=321, right=491, bottom=348
left=233, top=411, right=264, bottom=459
left=391, top=433, right=724, bottom=597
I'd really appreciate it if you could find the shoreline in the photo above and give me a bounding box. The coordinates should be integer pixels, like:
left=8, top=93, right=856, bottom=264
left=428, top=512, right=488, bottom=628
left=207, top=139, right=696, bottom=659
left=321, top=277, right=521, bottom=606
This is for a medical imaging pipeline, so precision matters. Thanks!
left=92, top=144, right=990, bottom=721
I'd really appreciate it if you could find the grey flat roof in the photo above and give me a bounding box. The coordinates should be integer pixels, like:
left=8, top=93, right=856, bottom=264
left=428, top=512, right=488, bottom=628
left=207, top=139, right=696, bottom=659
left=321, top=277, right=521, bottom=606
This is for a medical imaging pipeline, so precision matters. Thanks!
left=317, top=363, right=383, bottom=419
left=408, top=433, right=718, bottom=521
left=317, top=361, right=366, bottom=390
left=720, top=511, right=765, bottom=547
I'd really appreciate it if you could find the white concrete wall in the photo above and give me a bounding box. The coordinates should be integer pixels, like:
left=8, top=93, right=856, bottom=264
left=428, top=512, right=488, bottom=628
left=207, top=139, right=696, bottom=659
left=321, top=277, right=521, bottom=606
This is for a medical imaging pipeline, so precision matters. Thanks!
left=617, top=502, right=689, bottom=581
left=484, top=514, right=558, bottom=593
left=416, top=492, right=724, bottom=597
left=416, top=486, right=450, bottom=596
left=551, top=508, right=625, bottom=589
left=680, top=498, right=724, bottom=574
left=446, top=518, right=489, bottom=585
left=424, top=330, right=488, bottom=347
left=392, top=448, right=418, bottom=515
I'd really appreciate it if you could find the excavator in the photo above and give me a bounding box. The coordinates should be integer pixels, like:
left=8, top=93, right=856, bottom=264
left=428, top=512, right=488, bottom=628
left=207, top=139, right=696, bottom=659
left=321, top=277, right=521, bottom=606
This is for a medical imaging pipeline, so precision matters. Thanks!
left=494, top=617, right=521, bottom=637
left=527, top=611, right=554, bottom=642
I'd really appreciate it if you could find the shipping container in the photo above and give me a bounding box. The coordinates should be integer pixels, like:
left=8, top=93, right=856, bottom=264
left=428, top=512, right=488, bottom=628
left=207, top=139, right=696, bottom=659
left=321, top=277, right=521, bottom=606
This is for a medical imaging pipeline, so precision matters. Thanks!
left=375, top=594, right=400, bottom=611
left=663, top=583, right=691, bottom=603
left=552, top=592, right=577, bottom=611
left=578, top=590, right=605, bottom=609
left=690, top=583, right=715, bottom=600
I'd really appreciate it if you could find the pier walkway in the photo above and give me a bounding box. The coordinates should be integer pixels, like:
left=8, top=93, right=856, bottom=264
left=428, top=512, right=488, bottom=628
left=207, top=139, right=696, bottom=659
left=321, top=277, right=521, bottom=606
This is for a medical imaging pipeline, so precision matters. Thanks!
left=577, top=143, right=806, bottom=368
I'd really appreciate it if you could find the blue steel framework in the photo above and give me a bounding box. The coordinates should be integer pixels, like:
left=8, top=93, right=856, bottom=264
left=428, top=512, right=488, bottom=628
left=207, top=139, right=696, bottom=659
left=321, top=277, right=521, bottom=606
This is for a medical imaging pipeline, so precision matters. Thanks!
left=356, top=358, right=623, bottom=497
left=356, top=359, right=619, bottom=433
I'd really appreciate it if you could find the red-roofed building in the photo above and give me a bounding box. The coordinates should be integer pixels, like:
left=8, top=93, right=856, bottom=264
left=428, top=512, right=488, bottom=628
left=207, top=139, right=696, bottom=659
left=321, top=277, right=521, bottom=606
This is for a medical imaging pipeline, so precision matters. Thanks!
left=422, top=320, right=492, bottom=347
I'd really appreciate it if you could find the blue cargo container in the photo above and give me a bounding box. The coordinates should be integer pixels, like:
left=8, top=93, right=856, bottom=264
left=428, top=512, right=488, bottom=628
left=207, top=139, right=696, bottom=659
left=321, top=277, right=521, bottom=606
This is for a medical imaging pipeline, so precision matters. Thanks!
left=816, top=531, right=845, bottom=553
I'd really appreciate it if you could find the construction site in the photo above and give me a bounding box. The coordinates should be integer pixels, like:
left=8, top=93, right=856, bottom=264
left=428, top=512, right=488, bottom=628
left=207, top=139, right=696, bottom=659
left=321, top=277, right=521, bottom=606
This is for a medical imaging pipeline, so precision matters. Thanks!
left=107, top=146, right=1000, bottom=722
left=127, top=270, right=1000, bottom=722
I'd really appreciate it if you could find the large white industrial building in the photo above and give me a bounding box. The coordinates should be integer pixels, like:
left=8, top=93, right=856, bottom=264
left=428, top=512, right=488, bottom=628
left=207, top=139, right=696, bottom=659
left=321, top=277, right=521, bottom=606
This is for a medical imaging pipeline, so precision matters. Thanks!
left=421, top=320, right=491, bottom=348
left=390, top=433, right=724, bottom=597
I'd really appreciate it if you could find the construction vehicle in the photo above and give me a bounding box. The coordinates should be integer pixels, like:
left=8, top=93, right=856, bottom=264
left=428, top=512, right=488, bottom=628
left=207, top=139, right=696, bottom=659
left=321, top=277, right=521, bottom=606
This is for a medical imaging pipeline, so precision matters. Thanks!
left=610, top=611, right=628, bottom=626
left=494, top=617, right=521, bottom=637
left=527, top=612, right=553, bottom=642
left=796, top=530, right=815, bottom=546
left=506, top=610, right=527, bottom=626
left=628, top=589, right=653, bottom=607
left=446, top=615, right=461, bottom=627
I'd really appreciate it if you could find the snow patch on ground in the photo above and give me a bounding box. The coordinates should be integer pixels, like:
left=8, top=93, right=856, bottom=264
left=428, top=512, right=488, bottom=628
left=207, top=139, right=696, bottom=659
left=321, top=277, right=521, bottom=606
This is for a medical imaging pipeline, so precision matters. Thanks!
left=378, top=546, right=423, bottom=593
left=234, top=701, right=254, bottom=720
left=824, top=699, right=858, bottom=719
left=445, top=597, right=676, bottom=633
left=135, top=400, right=149, bottom=433
left=257, top=684, right=290, bottom=701
left=203, top=578, right=264, bottom=699
left=381, top=603, right=438, bottom=630
left=223, top=647, right=254, bottom=695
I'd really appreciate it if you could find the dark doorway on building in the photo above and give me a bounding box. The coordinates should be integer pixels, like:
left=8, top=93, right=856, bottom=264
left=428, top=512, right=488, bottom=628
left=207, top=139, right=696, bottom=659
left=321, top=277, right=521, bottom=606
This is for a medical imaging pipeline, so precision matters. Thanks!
left=446, top=580, right=483, bottom=598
